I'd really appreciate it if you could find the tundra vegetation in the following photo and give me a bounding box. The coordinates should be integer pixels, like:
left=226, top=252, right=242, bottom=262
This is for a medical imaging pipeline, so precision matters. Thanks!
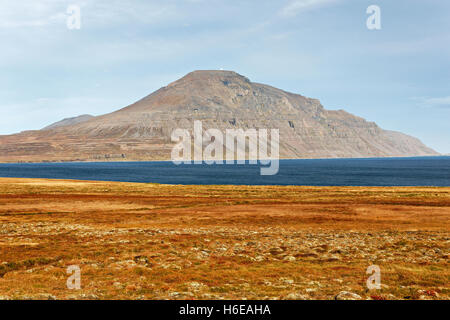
left=0, top=178, right=448, bottom=300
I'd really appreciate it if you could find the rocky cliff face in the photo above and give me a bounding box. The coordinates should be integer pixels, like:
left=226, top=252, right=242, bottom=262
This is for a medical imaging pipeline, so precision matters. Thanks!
left=0, top=70, right=438, bottom=162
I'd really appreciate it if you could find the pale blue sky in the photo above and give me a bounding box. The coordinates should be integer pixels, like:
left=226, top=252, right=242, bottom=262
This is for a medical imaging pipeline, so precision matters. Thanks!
left=0, top=0, right=449, bottom=152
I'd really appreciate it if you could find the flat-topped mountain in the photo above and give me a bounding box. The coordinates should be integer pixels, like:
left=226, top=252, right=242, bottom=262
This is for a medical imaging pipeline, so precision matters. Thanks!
left=0, top=70, right=438, bottom=162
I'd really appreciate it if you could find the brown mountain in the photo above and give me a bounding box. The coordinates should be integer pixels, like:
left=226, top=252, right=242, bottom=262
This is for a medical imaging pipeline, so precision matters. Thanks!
left=42, top=114, right=94, bottom=130
left=0, top=70, right=439, bottom=162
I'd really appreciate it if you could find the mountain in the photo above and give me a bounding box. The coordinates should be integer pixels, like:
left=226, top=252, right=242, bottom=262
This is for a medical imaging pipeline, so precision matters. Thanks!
left=0, top=70, right=439, bottom=162
left=42, top=114, right=94, bottom=130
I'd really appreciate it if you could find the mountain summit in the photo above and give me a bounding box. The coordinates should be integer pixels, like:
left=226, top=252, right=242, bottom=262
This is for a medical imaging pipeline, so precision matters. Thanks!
left=0, top=70, right=438, bottom=162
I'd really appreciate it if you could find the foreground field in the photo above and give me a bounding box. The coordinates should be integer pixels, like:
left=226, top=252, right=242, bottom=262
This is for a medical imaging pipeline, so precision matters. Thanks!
left=0, top=178, right=448, bottom=300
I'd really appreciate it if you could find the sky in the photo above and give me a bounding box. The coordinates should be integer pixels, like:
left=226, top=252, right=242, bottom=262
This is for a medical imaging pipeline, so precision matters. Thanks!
left=0, top=0, right=449, bottom=153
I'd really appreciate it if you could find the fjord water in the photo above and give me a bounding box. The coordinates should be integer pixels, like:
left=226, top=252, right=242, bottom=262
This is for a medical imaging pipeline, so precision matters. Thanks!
left=0, top=157, right=449, bottom=186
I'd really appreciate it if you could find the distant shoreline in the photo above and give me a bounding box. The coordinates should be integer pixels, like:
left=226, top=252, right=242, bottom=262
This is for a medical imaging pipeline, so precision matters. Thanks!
left=0, top=176, right=449, bottom=189
left=1, top=176, right=450, bottom=188
left=0, top=155, right=447, bottom=165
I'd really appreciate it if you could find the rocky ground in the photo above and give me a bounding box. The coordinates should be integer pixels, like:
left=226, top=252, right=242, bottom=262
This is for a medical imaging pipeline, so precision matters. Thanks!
left=0, top=178, right=448, bottom=300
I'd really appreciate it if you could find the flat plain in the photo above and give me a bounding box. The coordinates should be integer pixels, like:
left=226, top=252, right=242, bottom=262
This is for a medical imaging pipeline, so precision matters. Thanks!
left=0, top=178, right=448, bottom=300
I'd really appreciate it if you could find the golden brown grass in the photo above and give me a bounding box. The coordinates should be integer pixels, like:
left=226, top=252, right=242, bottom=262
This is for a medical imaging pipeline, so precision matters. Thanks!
left=0, top=178, right=448, bottom=300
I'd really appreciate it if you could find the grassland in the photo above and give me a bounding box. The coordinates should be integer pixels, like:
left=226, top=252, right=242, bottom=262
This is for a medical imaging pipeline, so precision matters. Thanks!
left=0, top=178, right=448, bottom=300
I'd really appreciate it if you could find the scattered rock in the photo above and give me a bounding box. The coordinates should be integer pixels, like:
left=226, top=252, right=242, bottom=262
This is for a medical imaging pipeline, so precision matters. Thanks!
left=280, top=278, right=294, bottom=285
left=169, top=292, right=181, bottom=298
left=335, top=291, right=362, bottom=300
left=269, top=247, right=284, bottom=255
left=34, top=294, right=57, bottom=300
left=285, top=293, right=309, bottom=300
left=283, top=256, right=296, bottom=262
left=417, top=290, right=439, bottom=298
left=188, top=281, right=206, bottom=291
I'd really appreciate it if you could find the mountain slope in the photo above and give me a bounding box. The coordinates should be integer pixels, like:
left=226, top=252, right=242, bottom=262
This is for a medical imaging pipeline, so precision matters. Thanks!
left=42, top=114, right=94, bottom=130
left=0, top=70, right=438, bottom=162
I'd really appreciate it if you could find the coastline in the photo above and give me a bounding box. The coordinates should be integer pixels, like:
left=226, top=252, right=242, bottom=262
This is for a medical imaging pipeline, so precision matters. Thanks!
left=0, top=154, right=447, bottom=165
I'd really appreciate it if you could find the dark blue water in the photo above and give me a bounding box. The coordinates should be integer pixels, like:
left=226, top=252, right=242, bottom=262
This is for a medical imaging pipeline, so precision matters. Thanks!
left=0, top=157, right=449, bottom=186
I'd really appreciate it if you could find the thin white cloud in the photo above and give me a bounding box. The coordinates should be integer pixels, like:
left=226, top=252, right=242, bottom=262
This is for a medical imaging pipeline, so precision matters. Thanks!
left=279, top=0, right=339, bottom=17
left=0, top=0, right=65, bottom=28
left=412, top=96, right=450, bottom=109
left=366, top=35, right=450, bottom=56
left=422, top=96, right=450, bottom=108
left=81, top=1, right=178, bottom=28
left=0, top=0, right=179, bottom=29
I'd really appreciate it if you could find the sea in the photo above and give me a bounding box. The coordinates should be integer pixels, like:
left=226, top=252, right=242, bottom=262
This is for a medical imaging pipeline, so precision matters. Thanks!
left=0, top=157, right=449, bottom=186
